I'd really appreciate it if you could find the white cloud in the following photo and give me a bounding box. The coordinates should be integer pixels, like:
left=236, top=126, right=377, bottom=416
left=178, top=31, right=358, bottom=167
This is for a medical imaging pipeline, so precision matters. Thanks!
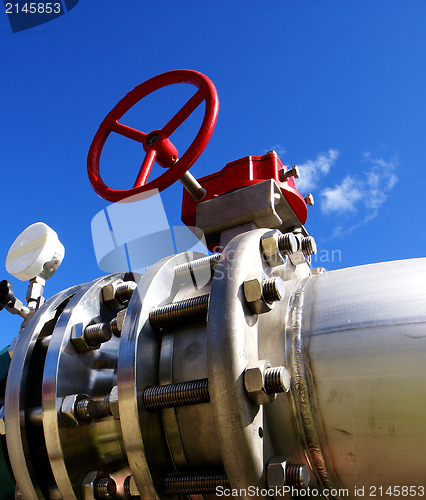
left=320, top=153, right=398, bottom=220
left=295, top=149, right=339, bottom=192
left=321, top=176, right=362, bottom=213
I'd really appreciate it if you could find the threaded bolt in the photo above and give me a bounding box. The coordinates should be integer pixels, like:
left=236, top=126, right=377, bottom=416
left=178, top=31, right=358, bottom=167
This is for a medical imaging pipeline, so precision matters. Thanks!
left=84, top=323, right=112, bottom=346
left=279, top=165, right=300, bottom=182
left=109, top=317, right=120, bottom=337
left=149, top=293, right=209, bottom=329
left=301, top=236, right=317, bottom=256
left=123, top=476, right=131, bottom=496
left=285, top=464, right=310, bottom=487
left=115, top=281, right=137, bottom=302
left=75, top=398, right=97, bottom=422
left=277, top=232, right=298, bottom=255
left=261, top=277, right=285, bottom=303
left=110, top=309, right=126, bottom=338
left=143, top=378, right=209, bottom=411
left=94, top=476, right=117, bottom=499
left=164, top=472, right=229, bottom=495
left=174, top=254, right=221, bottom=281
left=264, top=366, right=291, bottom=394
left=123, top=478, right=130, bottom=496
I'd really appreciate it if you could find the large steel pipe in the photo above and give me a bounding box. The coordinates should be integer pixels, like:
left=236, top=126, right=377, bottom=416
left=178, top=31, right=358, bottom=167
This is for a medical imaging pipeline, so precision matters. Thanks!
left=279, top=258, right=426, bottom=494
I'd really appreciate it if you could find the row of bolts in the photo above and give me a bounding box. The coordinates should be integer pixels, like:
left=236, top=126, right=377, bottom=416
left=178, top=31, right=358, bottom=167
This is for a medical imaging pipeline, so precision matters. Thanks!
left=54, top=235, right=312, bottom=497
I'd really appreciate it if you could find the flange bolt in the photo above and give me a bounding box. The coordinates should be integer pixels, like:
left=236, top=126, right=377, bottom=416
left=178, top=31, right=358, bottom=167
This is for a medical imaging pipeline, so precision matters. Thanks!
left=84, top=323, right=112, bottom=346
left=301, top=236, right=317, bottom=256
left=261, top=277, right=285, bottom=303
left=264, top=366, right=291, bottom=394
left=267, top=458, right=310, bottom=488
left=286, top=464, right=310, bottom=488
left=115, top=281, right=137, bottom=302
left=164, top=472, right=229, bottom=496
left=94, top=476, right=116, bottom=499
left=277, top=233, right=298, bottom=256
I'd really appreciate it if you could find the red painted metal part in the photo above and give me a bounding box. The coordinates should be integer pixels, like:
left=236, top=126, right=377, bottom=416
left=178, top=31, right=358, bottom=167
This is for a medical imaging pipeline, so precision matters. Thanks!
left=181, top=151, right=308, bottom=228
left=87, top=69, right=219, bottom=202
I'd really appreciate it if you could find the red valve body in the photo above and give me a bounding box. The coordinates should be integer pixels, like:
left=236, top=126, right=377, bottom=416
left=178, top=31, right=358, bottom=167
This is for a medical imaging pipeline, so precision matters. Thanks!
left=181, top=151, right=307, bottom=229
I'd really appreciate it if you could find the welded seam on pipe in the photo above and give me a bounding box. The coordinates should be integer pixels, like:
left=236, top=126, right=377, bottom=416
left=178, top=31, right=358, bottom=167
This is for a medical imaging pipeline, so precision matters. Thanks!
left=290, top=278, right=339, bottom=499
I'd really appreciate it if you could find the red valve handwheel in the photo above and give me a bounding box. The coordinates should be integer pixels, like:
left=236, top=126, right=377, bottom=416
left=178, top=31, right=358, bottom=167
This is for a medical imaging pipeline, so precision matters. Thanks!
left=87, top=69, right=219, bottom=202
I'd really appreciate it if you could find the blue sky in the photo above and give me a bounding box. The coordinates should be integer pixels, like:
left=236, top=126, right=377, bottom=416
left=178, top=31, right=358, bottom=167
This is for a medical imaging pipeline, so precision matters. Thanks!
left=1, top=1, right=425, bottom=343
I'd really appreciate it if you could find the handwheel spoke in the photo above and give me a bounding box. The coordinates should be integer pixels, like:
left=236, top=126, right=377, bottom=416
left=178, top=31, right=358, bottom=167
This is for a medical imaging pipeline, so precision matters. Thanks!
left=109, top=120, right=147, bottom=143
left=133, top=149, right=157, bottom=188
left=162, top=89, right=204, bottom=138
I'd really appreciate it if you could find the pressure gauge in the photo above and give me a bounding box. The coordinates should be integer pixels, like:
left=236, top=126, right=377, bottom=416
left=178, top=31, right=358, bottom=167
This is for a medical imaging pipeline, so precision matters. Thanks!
left=5, top=222, right=64, bottom=281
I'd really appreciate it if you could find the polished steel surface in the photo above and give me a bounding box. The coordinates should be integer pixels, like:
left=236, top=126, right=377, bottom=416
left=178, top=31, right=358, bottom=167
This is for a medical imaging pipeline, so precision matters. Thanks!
left=42, top=274, right=133, bottom=499
left=159, top=333, right=189, bottom=469
left=208, top=229, right=275, bottom=498
left=118, top=251, right=204, bottom=499
left=284, top=258, right=426, bottom=494
left=5, top=284, right=81, bottom=500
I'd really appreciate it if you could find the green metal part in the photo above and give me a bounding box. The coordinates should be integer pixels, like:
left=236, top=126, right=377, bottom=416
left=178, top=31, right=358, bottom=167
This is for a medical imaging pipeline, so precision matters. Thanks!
left=0, top=346, right=16, bottom=498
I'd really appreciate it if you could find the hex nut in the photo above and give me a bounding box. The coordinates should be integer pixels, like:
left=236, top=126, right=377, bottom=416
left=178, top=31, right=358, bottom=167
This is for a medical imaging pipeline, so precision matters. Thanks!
left=244, top=360, right=275, bottom=405
left=81, top=471, right=116, bottom=500
left=111, top=309, right=126, bottom=337
left=102, top=279, right=125, bottom=310
left=70, top=323, right=92, bottom=353
left=261, top=230, right=286, bottom=267
left=107, top=386, right=120, bottom=420
left=60, top=394, right=90, bottom=428
left=243, top=278, right=273, bottom=315
left=267, top=458, right=288, bottom=488
left=289, top=233, right=306, bottom=266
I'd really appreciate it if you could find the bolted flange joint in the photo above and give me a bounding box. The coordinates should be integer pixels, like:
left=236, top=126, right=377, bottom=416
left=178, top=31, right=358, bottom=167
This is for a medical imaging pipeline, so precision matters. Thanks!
left=243, top=276, right=285, bottom=314
left=267, top=457, right=310, bottom=489
left=244, top=360, right=290, bottom=405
